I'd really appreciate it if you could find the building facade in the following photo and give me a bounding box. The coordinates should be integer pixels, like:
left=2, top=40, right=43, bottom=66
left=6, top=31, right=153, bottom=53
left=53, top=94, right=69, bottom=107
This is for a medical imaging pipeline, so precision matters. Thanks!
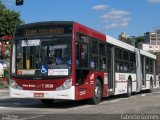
left=140, top=30, right=160, bottom=52
left=119, top=32, right=129, bottom=40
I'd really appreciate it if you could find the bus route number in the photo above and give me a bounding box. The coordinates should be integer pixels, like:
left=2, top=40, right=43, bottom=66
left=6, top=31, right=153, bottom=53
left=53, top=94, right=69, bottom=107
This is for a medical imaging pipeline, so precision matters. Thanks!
left=45, top=84, right=54, bottom=89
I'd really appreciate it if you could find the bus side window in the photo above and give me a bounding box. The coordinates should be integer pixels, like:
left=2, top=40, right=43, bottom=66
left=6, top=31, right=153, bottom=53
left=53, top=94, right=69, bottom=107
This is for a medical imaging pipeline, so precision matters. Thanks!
left=146, top=58, right=153, bottom=74
left=130, top=52, right=136, bottom=73
left=115, top=48, right=123, bottom=72
left=90, top=40, right=98, bottom=70
left=90, top=56, right=98, bottom=69
left=99, top=42, right=106, bottom=70
left=81, top=44, right=88, bottom=68
left=76, top=43, right=80, bottom=67
left=76, top=42, right=88, bottom=68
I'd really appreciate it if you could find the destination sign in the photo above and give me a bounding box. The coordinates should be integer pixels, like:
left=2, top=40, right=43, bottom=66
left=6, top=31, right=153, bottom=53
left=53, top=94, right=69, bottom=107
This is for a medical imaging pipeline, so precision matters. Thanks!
left=15, top=24, right=73, bottom=37
left=25, top=28, right=65, bottom=36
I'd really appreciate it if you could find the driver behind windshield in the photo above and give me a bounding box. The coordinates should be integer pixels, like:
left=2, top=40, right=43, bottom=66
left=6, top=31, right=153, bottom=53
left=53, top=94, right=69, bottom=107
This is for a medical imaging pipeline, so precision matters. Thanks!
left=54, top=49, right=62, bottom=65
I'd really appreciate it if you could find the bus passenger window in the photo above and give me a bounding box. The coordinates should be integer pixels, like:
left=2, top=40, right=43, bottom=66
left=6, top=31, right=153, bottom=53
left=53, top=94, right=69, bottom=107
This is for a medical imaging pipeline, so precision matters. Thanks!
left=76, top=42, right=88, bottom=68
left=130, top=52, right=136, bottom=73
left=116, top=60, right=123, bottom=72
left=90, top=40, right=98, bottom=70
left=90, top=56, right=98, bottom=69
left=99, top=43, right=106, bottom=71
left=99, top=57, right=106, bottom=70
left=116, top=62, right=120, bottom=72
left=124, top=62, right=129, bottom=72
left=76, top=43, right=80, bottom=67
left=81, top=44, right=88, bottom=67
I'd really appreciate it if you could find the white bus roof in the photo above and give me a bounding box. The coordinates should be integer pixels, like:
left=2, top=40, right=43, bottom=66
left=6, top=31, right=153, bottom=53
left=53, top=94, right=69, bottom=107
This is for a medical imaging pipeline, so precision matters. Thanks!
left=106, top=35, right=135, bottom=52
left=140, top=49, right=156, bottom=59
left=106, top=35, right=156, bottom=59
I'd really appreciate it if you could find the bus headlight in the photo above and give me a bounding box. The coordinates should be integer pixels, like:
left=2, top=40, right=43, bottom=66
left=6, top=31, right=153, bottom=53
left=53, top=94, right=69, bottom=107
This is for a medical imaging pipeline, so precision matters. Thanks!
left=56, top=79, right=72, bottom=90
left=10, top=80, right=22, bottom=90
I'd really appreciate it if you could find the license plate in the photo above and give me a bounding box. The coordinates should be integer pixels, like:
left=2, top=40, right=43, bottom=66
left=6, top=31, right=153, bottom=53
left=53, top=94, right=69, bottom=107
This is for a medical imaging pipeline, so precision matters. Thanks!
left=34, top=93, right=44, bottom=98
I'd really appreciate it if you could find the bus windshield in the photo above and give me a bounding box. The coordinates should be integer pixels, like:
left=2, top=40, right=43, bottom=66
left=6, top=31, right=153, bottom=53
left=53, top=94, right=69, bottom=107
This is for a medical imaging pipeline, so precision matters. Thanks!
left=13, top=37, right=72, bottom=78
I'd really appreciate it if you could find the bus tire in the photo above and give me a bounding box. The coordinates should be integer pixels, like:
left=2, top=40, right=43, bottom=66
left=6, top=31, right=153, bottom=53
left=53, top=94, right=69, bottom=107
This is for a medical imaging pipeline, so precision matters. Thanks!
left=148, top=79, right=153, bottom=93
left=126, top=80, right=132, bottom=97
left=40, top=99, right=54, bottom=105
left=89, top=79, right=102, bottom=104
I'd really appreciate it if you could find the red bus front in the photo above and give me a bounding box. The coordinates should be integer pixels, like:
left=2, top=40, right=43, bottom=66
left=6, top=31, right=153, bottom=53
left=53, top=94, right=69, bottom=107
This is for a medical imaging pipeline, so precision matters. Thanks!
left=10, top=21, right=107, bottom=104
left=10, top=21, right=76, bottom=100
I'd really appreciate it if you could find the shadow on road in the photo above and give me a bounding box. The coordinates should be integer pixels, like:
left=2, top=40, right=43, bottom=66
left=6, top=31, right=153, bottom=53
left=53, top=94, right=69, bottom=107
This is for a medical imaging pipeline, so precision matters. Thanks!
left=0, top=98, right=91, bottom=109
left=101, top=89, right=153, bottom=102
left=0, top=89, right=155, bottom=109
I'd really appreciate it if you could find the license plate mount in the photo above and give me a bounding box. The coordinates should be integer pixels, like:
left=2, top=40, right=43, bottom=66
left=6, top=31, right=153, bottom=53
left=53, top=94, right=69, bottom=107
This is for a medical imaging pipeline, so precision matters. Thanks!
left=34, top=93, right=44, bottom=98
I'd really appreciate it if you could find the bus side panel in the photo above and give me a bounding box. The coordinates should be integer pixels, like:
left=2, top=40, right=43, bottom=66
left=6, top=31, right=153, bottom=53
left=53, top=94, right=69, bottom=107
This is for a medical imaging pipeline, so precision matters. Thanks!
left=103, top=73, right=108, bottom=97
left=114, top=73, right=136, bottom=95
left=75, top=71, right=108, bottom=100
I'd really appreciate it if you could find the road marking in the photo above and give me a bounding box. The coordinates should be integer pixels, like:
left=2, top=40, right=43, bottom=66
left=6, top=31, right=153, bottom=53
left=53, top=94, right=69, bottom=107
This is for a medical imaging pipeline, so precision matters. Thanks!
left=100, top=99, right=122, bottom=105
left=20, top=115, right=45, bottom=120
left=0, top=106, right=42, bottom=111
left=68, top=105, right=93, bottom=110
left=142, top=94, right=146, bottom=96
left=71, top=98, right=128, bottom=108
left=0, top=106, right=9, bottom=109
left=106, top=99, right=120, bottom=104
left=153, top=92, right=160, bottom=94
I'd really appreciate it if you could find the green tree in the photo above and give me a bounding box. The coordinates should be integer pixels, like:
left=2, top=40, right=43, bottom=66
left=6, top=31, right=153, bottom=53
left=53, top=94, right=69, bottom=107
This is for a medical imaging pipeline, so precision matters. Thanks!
left=0, top=1, right=23, bottom=37
left=120, top=37, right=135, bottom=46
left=135, top=36, right=144, bottom=48
left=0, top=1, right=23, bottom=60
left=121, top=36, right=144, bottom=47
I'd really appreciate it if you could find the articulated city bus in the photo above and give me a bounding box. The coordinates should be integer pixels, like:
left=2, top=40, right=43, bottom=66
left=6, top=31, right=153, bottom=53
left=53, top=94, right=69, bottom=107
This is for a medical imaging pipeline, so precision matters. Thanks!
left=10, top=21, right=158, bottom=104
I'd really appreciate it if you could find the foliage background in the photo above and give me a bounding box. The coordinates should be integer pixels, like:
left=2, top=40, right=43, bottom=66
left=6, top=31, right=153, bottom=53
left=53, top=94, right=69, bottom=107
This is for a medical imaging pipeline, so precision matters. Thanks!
left=0, top=0, right=23, bottom=59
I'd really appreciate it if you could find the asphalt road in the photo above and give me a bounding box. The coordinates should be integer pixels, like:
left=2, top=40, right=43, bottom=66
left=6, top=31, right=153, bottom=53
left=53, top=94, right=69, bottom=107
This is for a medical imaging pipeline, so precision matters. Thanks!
left=0, top=88, right=160, bottom=120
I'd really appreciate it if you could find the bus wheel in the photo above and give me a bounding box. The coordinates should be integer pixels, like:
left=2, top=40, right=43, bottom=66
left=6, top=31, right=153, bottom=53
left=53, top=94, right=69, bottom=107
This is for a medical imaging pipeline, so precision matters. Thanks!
left=90, top=79, right=102, bottom=104
left=40, top=99, right=54, bottom=105
left=148, top=80, right=153, bottom=93
left=126, top=80, right=132, bottom=97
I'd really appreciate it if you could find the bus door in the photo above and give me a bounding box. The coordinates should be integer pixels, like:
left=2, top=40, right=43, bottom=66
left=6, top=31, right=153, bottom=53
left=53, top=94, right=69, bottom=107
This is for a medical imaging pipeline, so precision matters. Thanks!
left=75, top=33, right=89, bottom=85
left=107, top=44, right=115, bottom=93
